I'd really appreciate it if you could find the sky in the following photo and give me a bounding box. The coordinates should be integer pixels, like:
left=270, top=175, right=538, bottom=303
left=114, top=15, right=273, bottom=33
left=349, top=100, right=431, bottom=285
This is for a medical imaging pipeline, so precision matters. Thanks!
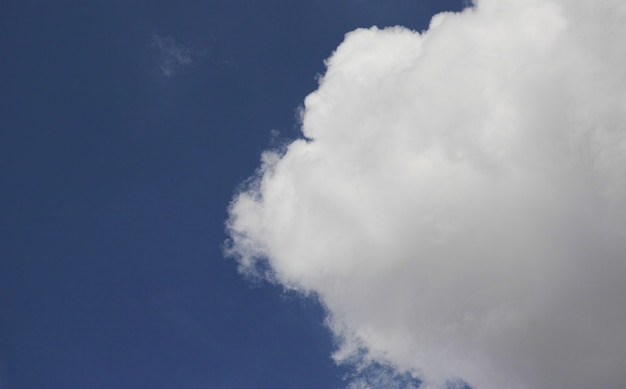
left=1, top=1, right=463, bottom=389
left=3, top=1, right=626, bottom=389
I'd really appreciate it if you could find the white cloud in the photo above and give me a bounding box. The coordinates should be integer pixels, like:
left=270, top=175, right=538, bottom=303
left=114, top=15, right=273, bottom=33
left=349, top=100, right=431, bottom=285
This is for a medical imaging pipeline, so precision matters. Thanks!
left=226, top=1, right=626, bottom=388
left=151, top=32, right=196, bottom=77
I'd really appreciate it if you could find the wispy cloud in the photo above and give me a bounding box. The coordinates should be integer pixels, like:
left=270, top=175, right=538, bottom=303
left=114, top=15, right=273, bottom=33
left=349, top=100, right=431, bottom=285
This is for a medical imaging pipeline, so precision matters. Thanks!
left=343, top=363, right=423, bottom=389
left=151, top=32, right=196, bottom=77
left=227, top=1, right=626, bottom=389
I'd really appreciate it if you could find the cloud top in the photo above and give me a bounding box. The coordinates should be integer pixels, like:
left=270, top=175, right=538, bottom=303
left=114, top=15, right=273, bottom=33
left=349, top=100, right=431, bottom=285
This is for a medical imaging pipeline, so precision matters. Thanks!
left=226, top=1, right=626, bottom=388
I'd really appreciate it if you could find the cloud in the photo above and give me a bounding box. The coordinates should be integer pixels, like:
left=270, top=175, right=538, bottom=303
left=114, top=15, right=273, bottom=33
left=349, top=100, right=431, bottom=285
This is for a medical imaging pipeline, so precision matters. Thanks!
left=342, top=363, right=434, bottom=389
left=151, top=32, right=197, bottom=77
left=226, top=1, right=626, bottom=388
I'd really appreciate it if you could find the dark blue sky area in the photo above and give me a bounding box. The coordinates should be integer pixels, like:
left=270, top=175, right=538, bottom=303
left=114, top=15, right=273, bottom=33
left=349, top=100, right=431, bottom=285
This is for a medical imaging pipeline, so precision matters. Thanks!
left=1, top=1, right=464, bottom=388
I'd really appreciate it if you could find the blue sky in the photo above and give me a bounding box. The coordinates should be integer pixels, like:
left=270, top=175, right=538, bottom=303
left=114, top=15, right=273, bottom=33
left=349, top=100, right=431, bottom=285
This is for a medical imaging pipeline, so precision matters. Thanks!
left=5, top=1, right=626, bottom=388
left=0, top=1, right=465, bottom=388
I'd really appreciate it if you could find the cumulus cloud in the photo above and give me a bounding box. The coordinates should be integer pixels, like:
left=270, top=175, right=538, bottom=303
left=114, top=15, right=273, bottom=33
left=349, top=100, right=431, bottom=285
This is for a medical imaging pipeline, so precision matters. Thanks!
left=226, top=0, right=626, bottom=388
left=151, top=32, right=196, bottom=77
